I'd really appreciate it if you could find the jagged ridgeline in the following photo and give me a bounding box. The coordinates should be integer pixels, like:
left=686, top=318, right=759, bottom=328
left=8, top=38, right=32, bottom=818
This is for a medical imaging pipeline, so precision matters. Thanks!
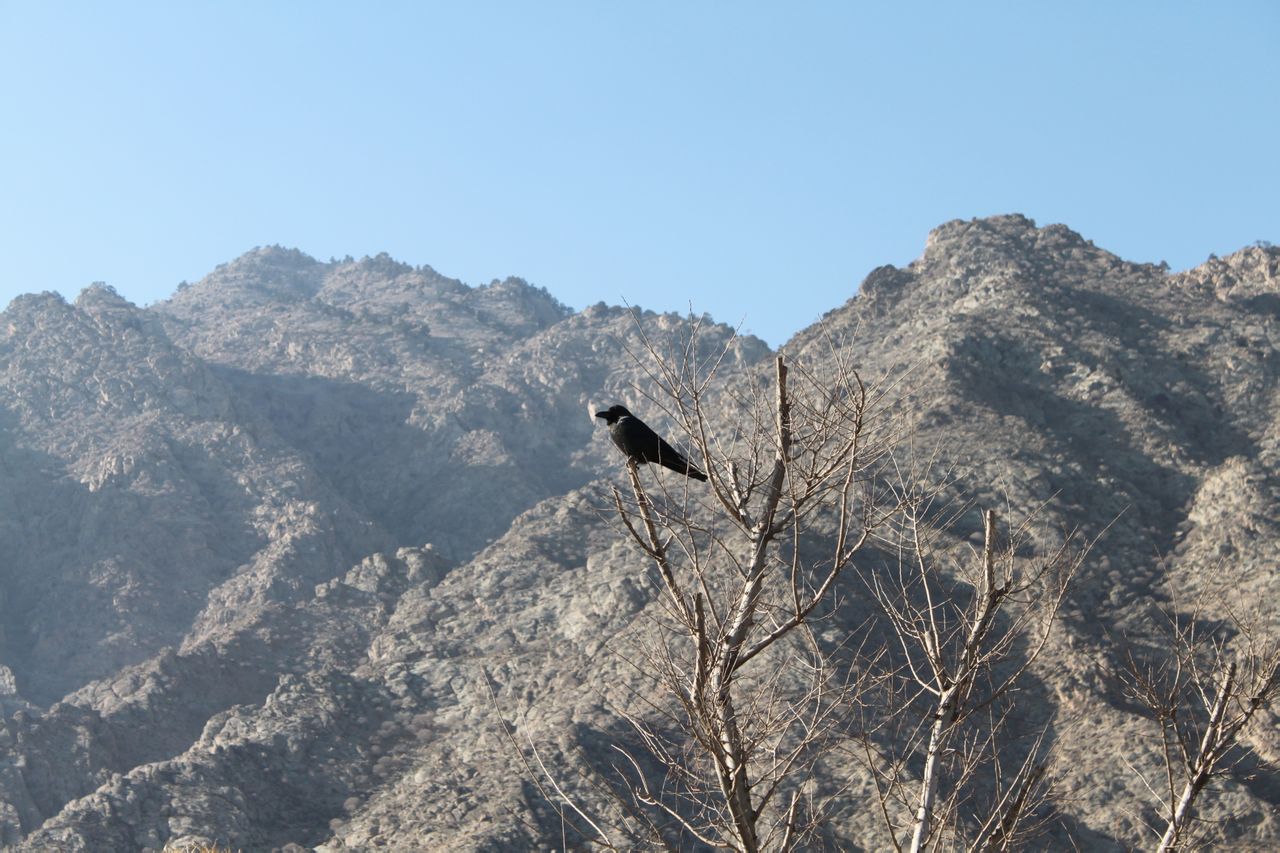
left=0, top=216, right=1275, bottom=849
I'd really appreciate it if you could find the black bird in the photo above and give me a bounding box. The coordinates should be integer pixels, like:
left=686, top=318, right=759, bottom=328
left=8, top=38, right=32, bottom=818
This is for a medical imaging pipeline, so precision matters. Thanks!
left=595, top=404, right=708, bottom=481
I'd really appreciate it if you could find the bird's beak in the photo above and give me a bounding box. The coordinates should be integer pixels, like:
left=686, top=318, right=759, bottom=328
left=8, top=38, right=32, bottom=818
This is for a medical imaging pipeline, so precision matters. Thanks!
left=594, top=411, right=608, bottom=419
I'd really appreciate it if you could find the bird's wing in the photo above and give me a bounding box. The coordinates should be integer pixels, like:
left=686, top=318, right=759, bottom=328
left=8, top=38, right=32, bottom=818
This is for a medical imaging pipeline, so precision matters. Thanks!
left=655, top=435, right=693, bottom=469
left=618, top=416, right=706, bottom=479
left=616, top=416, right=662, bottom=461
left=659, top=438, right=707, bottom=479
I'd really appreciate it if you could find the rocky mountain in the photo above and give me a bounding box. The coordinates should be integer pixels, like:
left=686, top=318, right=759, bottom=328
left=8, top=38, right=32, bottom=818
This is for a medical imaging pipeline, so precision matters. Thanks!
left=0, top=216, right=1276, bottom=850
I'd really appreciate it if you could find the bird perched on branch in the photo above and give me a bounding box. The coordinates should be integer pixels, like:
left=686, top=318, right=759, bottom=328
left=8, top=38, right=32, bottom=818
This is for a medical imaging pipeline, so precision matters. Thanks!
left=595, top=404, right=708, bottom=481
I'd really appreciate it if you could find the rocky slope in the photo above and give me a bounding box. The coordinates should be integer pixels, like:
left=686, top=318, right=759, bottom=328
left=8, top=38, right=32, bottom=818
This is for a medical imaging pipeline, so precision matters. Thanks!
left=0, top=217, right=1276, bottom=850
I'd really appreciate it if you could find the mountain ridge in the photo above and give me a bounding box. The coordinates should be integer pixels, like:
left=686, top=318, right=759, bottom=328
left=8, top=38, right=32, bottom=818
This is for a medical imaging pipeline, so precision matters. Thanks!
left=0, top=214, right=1275, bottom=849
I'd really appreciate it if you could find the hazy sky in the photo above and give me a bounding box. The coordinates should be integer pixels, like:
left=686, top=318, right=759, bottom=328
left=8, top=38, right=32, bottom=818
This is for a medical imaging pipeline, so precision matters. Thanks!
left=2, top=3, right=1276, bottom=346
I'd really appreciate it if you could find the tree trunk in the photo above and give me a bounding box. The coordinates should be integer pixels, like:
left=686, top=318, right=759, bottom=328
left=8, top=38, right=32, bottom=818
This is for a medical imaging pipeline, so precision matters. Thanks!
left=1155, top=663, right=1236, bottom=853
left=910, top=688, right=957, bottom=853
left=715, top=692, right=761, bottom=852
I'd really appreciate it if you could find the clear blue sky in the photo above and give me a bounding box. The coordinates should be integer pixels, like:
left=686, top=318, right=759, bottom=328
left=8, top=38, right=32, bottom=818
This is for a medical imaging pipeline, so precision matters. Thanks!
left=2, top=2, right=1277, bottom=346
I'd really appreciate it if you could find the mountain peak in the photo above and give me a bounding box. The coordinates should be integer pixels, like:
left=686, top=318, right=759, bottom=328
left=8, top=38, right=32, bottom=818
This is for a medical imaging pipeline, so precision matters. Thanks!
left=74, top=282, right=134, bottom=310
left=227, top=245, right=320, bottom=270
left=4, top=290, right=68, bottom=315
left=163, top=246, right=326, bottom=312
left=921, top=213, right=1096, bottom=266
left=1176, top=242, right=1280, bottom=302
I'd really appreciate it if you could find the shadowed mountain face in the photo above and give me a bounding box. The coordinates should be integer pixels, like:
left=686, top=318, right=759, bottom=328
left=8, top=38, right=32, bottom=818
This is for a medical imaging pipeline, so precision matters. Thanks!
left=0, top=217, right=1275, bottom=850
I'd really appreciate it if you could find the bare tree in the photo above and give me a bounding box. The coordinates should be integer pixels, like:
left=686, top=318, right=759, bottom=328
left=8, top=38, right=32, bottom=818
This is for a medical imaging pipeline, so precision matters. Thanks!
left=853, top=477, right=1086, bottom=852
left=1118, top=599, right=1280, bottom=852
left=589, top=315, right=908, bottom=851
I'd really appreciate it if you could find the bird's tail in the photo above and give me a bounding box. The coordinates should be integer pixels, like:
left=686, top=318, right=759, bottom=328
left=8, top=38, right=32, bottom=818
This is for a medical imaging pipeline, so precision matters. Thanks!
left=660, top=454, right=708, bottom=481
